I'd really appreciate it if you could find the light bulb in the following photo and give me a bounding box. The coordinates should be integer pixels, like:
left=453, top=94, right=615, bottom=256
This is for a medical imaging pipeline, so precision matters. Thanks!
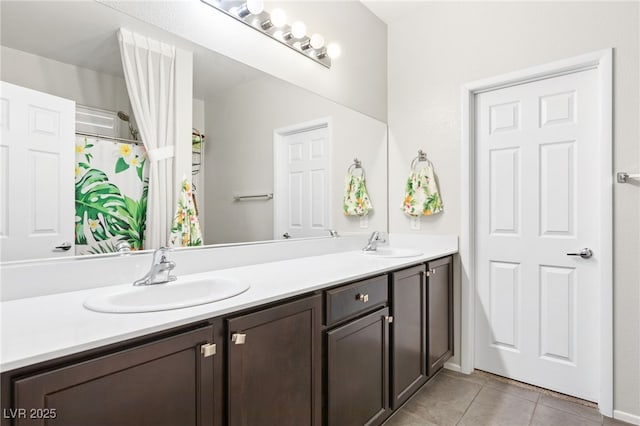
left=273, top=30, right=284, bottom=40
left=246, top=0, right=263, bottom=15
left=229, top=6, right=239, bottom=15
left=310, top=34, right=325, bottom=49
left=270, top=8, right=286, bottom=28
left=327, top=42, right=341, bottom=59
left=291, top=21, right=306, bottom=39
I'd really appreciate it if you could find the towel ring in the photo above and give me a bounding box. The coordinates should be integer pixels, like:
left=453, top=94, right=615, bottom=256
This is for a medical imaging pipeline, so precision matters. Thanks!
left=347, top=158, right=365, bottom=178
left=411, top=149, right=433, bottom=172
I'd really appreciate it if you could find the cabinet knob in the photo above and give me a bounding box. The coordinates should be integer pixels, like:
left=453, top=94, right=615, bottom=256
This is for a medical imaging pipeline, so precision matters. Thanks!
left=386, top=316, right=394, bottom=323
left=426, top=268, right=436, bottom=277
left=356, top=293, right=369, bottom=303
left=201, top=343, right=217, bottom=357
left=232, top=333, right=247, bottom=345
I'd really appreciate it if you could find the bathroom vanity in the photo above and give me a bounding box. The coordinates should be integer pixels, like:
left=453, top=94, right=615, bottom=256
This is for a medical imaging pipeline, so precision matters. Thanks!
left=0, top=240, right=456, bottom=426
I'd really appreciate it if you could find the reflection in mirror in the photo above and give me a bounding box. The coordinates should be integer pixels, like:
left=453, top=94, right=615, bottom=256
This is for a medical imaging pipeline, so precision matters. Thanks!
left=0, top=1, right=387, bottom=262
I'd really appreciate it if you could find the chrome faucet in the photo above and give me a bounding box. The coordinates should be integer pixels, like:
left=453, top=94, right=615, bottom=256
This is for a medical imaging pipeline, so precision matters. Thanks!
left=362, top=231, right=387, bottom=252
left=133, top=247, right=177, bottom=286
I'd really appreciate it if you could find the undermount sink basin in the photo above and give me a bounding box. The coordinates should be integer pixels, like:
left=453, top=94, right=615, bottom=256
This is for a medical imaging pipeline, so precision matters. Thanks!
left=361, top=248, right=423, bottom=258
left=84, top=276, right=250, bottom=313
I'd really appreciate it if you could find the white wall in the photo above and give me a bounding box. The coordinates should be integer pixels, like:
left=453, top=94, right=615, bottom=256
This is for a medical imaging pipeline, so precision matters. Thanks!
left=0, top=46, right=130, bottom=113
left=173, top=47, right=194, bottom=205
left=204, top=76, right=387, bottom=244
left=99, top=0, right=388, bottom=122
left=386, top=1, right=639, bottom=419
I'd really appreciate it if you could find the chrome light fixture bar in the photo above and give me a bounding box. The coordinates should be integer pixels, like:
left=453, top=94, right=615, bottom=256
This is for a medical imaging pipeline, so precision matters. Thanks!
left=201, top=0, right=340, bottom=68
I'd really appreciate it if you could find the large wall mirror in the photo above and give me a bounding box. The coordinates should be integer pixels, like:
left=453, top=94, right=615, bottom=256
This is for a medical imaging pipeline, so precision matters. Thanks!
left=0, top=1, right=387, bottom=262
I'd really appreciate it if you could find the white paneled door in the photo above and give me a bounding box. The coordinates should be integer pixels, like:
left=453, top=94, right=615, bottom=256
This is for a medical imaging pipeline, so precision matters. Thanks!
left=475, top=69, right=600, bottom=401
left=0, top=81, right=75, bottom=261
left=274, top=122, right=331, bottom=239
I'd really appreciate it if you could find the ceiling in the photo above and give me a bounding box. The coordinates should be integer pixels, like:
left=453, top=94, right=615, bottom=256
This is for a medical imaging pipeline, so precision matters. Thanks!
left=0, top=1, right=266, bottom=99
left=360, top=1, right=426, bottom=25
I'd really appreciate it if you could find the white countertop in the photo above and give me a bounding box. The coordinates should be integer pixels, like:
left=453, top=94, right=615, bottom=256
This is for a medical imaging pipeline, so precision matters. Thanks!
left=1, top=239, right=457, bottom=373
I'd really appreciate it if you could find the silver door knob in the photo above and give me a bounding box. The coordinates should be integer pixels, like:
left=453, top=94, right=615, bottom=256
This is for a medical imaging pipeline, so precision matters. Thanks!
left=54, top=242, right=72, bottom=251
left=566, top=248, right=593, bottom=259
left=282, top=233, right=291, bottom=239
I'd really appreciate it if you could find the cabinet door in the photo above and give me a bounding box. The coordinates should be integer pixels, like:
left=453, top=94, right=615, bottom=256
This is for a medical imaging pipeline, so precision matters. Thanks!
left=427, top=256, right=454, bottom=376
left=390, top=264, right=427, bottom=409
left=327, top=307, right=390, bottom=426
left=11, top=324, right=220, bottom=426
left=227, top=294, right=322, bottom=426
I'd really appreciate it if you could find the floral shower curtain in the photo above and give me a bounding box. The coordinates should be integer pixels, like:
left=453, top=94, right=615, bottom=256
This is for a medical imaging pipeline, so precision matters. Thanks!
left=75, top=136, right=149, bottom=255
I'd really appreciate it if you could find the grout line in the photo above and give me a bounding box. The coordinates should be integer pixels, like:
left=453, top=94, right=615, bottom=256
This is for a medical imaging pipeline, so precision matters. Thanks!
left=474, top=369, right=597, bottom=408
left=528, top=402, right=538, bottom=426
left=454, top=381, right=483, bottom=425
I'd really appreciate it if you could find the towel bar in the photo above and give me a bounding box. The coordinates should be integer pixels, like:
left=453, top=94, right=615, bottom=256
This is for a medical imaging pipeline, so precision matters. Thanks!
left=233, top=193, right=274, bottom=201
left=347, top=158, right=365, bottom=177
left=411, top=149, right=433, bottom=171
left=617, top=172, right=640, bottom=183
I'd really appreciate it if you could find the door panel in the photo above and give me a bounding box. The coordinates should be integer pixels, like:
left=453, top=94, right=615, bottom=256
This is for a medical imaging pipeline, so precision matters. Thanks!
left=539, top=265, right=576, bottom=363
left=489, top=148, right=520, bottom=234
left=539, top=141, right=575, bottom=236
left=12, top=326, right=218, bottom=426
left=391, top=265, right=427, bottom=409
left=275, top=124, right=330, bottom=239
left=475, top=69, right=599, bottom=401
left=427, top=256, right=453, bottom=376
left=489, top=261, right=520, bottom=351
left=0, top=81, right=75, bottom=261
left=327, top=307, right=390, bottom=426
left=227, top=295, right=322, bottom=426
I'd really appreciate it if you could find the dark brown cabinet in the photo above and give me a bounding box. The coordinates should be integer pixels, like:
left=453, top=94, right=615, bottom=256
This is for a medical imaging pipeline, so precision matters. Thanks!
left=2, top=256, right=455, bottom=426
left=426, top=256, right=454, bottom=377
left=327, top=307, right=390, bottom=426
left=226, top=294, right=322, bottom=426
left=6, top=324, right=221, bottom=426
left=390, top=264, right=428, bottom=409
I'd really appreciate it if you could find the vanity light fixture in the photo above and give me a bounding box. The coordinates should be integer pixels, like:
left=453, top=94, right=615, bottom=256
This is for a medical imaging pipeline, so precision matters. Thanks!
left=200, top=0, right=339, bottom=68
left=301, top=33, right=324, bottom=51
left=235, top=0, right=263, bottom=18
left=261, top=8, right=286, bottom=30
left=317, top=43, right=341, bottom=60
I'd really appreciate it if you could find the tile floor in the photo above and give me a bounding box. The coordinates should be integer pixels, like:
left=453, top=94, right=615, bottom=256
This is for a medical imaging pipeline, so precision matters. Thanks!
left=384, top=369, right=632, bottom=426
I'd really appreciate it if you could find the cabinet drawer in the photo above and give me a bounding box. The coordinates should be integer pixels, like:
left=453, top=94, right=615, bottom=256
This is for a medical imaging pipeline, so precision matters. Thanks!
left=326, top=275, right=388, bottom=325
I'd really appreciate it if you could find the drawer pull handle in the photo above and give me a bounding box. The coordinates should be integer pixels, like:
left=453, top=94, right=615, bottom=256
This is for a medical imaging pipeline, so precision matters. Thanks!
left=426, top=268, right=436, bottom=277
left=232, top=333, right=247, bottom=345
left=201, top=343, right=217, bottom=357
left=356, top=293, right=369, bottom=303
left=386, top=316, right=394, bottom=323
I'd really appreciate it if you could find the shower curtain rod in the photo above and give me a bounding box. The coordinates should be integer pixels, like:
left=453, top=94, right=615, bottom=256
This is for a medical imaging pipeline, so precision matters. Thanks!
left=76, top=131, right=143, bottom=146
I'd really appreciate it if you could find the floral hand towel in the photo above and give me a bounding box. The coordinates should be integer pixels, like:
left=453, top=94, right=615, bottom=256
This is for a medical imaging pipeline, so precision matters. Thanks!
left=343, top=173, right=373, bottom=216
left=169, top=179, right=203, bottom=247
left=402, top=165, right=443, bottom=217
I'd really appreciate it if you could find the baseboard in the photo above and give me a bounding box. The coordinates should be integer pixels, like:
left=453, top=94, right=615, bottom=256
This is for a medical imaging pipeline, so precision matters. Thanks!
left=614, top=409, right=640, bottom=425
left=444, top=361, right=462, bottom=373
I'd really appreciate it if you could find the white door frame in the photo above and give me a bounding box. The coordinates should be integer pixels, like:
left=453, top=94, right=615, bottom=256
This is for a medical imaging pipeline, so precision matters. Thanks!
left=273, top=117, right=333, bottom=239
left=459, top=49, right=613, bottom=415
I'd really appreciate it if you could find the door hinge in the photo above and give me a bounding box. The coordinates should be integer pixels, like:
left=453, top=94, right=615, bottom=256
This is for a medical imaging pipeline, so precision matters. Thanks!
left=201, top=343, right=217, bottom=357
